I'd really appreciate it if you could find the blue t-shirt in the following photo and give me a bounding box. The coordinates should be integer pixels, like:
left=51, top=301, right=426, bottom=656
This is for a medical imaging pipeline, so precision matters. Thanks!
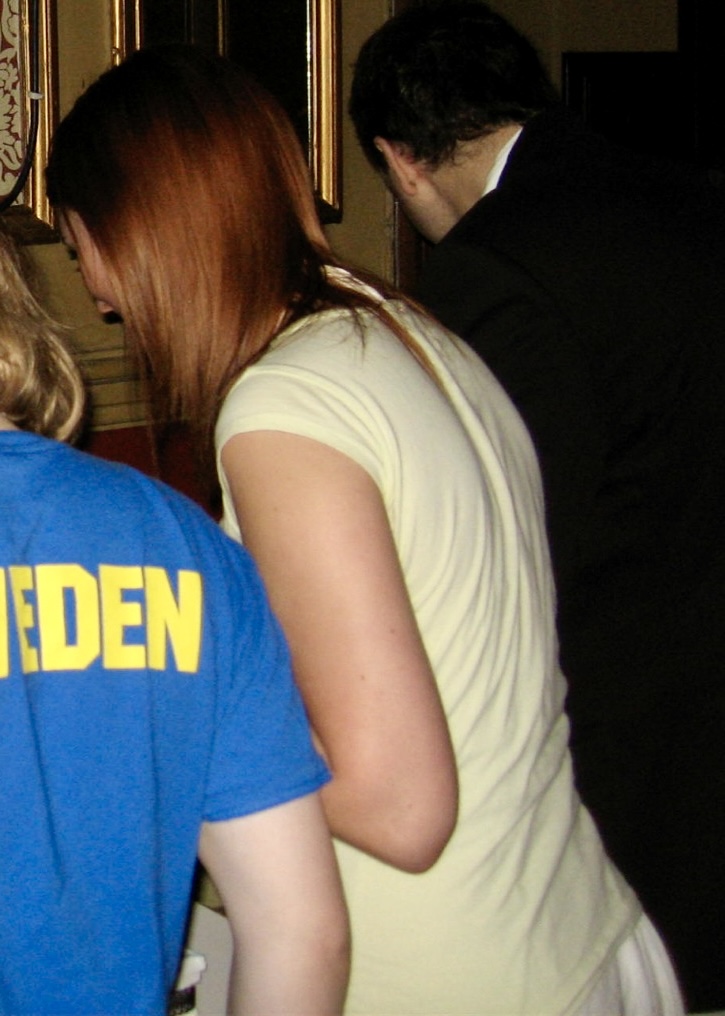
left=0, top=432, right=328, bottom=1014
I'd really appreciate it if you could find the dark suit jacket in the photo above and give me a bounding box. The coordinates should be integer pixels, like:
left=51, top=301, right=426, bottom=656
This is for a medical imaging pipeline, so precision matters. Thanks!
left=418, top=107, right=725, bottom=1011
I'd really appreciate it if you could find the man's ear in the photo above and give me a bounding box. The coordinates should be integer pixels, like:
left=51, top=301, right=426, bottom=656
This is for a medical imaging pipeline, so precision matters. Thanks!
left=373, top=137, right=425, bottom=197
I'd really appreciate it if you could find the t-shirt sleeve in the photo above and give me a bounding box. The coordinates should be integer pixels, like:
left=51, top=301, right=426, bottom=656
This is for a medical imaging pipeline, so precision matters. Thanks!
left=215, top=324, right=390, bottom=491
left=202, top=544, right=330, bottom=822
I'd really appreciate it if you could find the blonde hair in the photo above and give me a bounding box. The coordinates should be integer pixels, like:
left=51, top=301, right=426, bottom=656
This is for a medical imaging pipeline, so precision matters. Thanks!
left=0, top=224, right=85, bottom=440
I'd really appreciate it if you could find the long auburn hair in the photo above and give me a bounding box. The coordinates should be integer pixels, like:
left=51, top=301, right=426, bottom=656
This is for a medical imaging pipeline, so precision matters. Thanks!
left=0, top=222, right=85, bottom=440
left=46, top=45, right=437, bottom=460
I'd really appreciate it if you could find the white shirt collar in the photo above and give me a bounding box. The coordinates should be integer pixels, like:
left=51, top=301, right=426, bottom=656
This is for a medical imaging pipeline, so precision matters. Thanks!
left=483, top=126, right=523, bottom=196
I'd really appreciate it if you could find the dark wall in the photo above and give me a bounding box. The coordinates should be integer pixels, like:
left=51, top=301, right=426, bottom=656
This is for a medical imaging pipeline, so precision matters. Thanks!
left=679, top=0, right=725, bottom=172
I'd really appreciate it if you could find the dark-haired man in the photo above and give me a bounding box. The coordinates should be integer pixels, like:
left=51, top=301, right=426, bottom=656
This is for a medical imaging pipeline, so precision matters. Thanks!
left=351, top=3, right=725, bottom=1012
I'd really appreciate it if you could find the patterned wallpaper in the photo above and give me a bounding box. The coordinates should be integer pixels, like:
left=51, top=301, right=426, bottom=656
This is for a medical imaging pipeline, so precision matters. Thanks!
left=0, top=0, right=22, bottom=203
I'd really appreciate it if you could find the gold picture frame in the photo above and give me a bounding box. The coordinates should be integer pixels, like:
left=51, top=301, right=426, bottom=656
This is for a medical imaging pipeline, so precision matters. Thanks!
left=110, top=0, right=141, bottom=62
left=308, top=0, right=341, bottom=219
left=0, top=0, right=58, bottom=242
left=112, top=0, right=341, bottom=220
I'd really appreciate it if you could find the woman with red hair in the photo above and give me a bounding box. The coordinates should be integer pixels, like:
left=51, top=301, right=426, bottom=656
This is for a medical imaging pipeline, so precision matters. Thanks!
left=48, top=44, right=680, bottom=1016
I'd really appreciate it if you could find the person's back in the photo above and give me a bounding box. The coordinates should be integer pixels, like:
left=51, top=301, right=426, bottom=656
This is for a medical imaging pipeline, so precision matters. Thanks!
left=0, top=218, right=348, bottom=1015
left=350, top=6, right=725, bottom=1008
left=215, top=287, right=645, bottom=1013
left=42, top=39, right=681, bottom=1013
left=0, top=432, right=333, bottom=1012
left=423, top=106, right=725, bottom=623
left=449, top=106, right=725, bottom=1012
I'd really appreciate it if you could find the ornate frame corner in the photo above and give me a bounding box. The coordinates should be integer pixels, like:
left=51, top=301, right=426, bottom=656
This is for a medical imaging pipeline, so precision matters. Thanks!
left=1, top=0, right=58, bottom=243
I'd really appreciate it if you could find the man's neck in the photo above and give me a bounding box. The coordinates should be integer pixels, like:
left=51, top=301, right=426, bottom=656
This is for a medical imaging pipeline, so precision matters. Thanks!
left=429, top=124, right=522, bottom=227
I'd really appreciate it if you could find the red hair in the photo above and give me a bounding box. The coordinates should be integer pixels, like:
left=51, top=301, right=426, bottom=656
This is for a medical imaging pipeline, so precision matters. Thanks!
left=47, top=45, right=440, bottom=459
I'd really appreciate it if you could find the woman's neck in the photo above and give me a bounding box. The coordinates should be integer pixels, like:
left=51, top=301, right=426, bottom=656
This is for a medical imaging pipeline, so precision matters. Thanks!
left=0, top=415, right=19, bottom=431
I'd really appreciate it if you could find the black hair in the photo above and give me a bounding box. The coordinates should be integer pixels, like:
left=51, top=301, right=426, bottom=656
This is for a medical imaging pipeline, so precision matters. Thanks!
left=349, top=0, right=559, bottom=170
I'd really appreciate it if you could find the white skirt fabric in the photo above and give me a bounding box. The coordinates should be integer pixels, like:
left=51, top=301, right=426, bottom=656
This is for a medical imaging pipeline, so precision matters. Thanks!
left=576, top=912, right=684, bottom=1016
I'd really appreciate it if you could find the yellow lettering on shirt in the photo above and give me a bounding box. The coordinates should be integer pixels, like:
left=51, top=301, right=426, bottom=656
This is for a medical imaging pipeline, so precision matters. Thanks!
left=36, top=564, right=100, bottom=671
left=9, top=566, right=39, bottom=673
left=0, top=564, right=204, bottom=676
left=145, top=567, right=203, bottom=673
left=100, top=565, right=146, bottom=669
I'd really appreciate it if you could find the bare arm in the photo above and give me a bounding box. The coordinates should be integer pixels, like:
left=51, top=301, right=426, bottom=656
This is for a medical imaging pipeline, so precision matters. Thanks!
left=198, top=793, right=350, bottom=1016
left=221, top=431, right=458, bottom=873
